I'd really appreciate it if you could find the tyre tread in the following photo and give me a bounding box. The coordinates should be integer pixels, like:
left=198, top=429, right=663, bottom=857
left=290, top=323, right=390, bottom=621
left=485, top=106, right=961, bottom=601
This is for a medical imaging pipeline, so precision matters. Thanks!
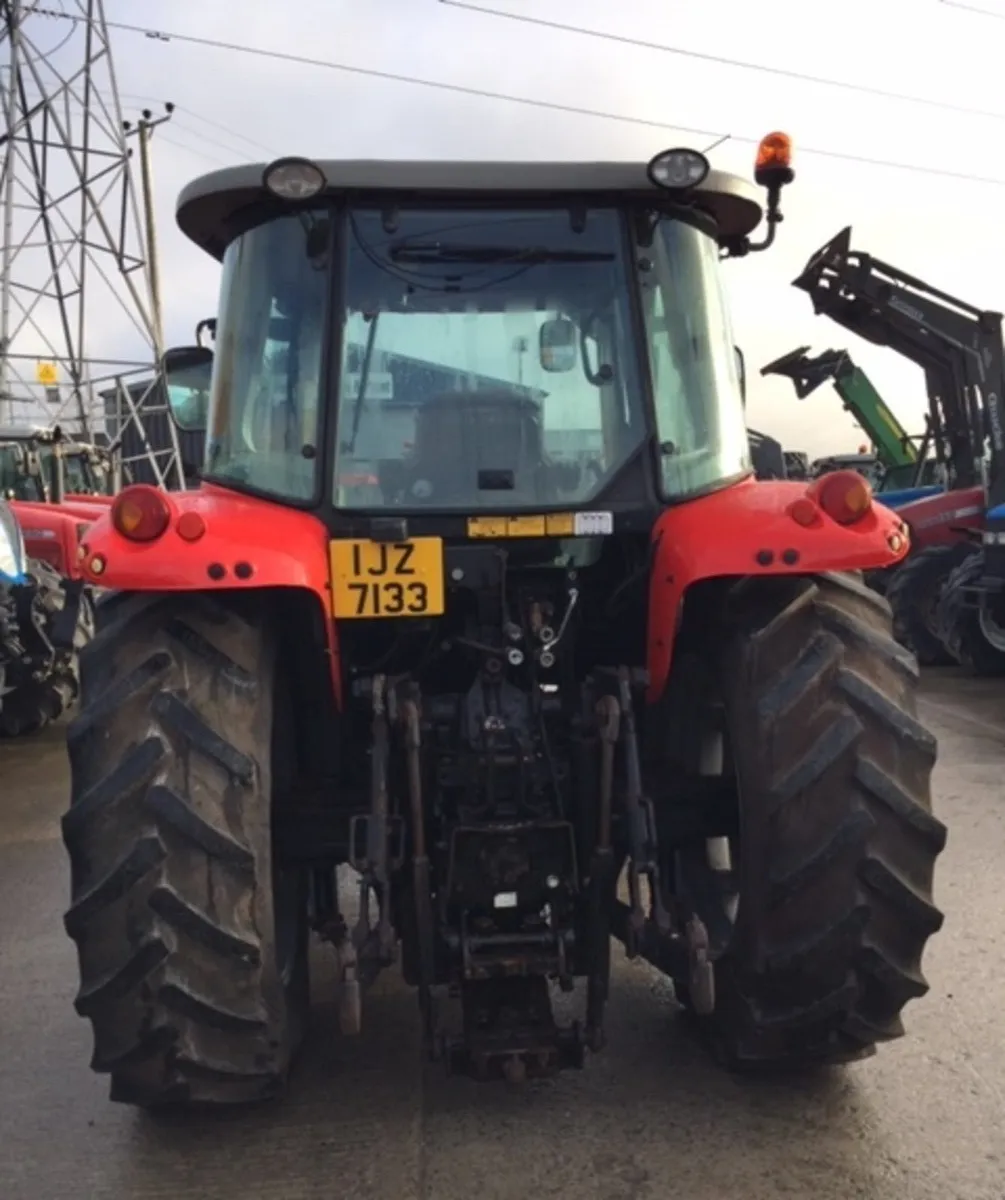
left=63, top=592, right=290, bottom=1108
left=717, top=571, right=945, bottom=1068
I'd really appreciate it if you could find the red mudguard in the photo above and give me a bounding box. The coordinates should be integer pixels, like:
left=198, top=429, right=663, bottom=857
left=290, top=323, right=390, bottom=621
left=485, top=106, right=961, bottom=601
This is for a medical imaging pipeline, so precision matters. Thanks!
left=75, top=484, right=342, bottom=703
left=645, top=477, right=909, bottom=702
left=9, top=501, right=93, bottom=579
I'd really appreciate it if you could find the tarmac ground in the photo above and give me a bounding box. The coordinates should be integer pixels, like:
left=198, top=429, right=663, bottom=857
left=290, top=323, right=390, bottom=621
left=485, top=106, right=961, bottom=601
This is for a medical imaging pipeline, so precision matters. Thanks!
left=1, top=669, right=1003, bottom=1200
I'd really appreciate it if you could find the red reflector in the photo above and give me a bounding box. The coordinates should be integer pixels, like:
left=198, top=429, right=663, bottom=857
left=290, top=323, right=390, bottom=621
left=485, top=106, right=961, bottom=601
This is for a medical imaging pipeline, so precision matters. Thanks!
left=809, top=470, right=873, bottom=526
left=788, top=497, right=819, bottom=527
left=111, top=485, right=171, bottom=543
left=176, top=511, right=207, bottom=542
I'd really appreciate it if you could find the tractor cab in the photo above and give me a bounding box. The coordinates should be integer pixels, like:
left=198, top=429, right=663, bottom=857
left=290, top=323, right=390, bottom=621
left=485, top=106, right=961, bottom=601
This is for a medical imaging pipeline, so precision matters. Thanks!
left=162, top=142, right=794, bottom=542
left=0, top=423, right=117, bottom=502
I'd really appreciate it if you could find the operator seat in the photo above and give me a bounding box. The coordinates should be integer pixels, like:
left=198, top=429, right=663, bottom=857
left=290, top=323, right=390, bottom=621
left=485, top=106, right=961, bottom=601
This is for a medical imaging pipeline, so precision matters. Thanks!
left=398, top=390, right=552, bottom=505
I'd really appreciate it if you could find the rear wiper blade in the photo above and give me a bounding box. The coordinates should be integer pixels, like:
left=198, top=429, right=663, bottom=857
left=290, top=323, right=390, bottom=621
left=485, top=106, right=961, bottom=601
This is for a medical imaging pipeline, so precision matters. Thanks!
left=388, top=242, right=615, bottom=265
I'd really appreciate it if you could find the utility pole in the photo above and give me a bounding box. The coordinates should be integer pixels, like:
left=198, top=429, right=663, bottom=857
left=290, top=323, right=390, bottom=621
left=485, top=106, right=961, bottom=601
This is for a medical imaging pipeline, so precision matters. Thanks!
left=129, top=105, right=174, bottom=356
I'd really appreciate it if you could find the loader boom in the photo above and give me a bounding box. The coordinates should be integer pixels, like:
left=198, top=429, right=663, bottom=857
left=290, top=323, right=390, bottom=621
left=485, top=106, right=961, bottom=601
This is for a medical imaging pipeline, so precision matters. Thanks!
left=761, top=345, right=917, bottom=470
left=792, top=226, right=1003, bottom=496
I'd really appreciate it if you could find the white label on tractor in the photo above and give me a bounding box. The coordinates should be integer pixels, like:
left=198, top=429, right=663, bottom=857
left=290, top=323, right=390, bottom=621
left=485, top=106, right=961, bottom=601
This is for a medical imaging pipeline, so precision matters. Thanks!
left=574, top=511, right=614, bottom=536
left=344, top=372, right=394, bottom=402
left=494, top=892, right=519, bottom=909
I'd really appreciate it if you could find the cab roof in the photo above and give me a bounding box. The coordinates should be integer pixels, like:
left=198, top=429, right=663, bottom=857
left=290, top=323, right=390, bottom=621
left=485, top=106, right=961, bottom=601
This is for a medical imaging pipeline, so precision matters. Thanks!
left=0, top=424, right=95, bottom=449
left=0, top=424, right=52, bottom=441
left=177, top=158, right=764, bottom=260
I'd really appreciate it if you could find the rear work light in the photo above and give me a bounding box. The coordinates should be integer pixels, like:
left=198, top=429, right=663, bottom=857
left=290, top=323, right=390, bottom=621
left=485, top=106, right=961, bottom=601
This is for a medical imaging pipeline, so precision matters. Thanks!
left=111, top=485, right=171, bottom=543
left=809, top=470, right=873, bottom=526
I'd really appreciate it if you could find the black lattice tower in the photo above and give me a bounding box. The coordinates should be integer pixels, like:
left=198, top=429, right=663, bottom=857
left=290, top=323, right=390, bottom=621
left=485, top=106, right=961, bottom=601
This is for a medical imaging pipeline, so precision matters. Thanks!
left=0, top=0, right=185, bottom=489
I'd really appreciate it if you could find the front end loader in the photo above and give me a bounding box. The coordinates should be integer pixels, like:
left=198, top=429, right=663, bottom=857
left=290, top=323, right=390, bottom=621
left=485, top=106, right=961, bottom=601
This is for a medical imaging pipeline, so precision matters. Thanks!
left=61, top=138, right=946, bottom=1108
left=792, top=228, right=1002, bottom=669
left=760, top=345, right=943, bottom=501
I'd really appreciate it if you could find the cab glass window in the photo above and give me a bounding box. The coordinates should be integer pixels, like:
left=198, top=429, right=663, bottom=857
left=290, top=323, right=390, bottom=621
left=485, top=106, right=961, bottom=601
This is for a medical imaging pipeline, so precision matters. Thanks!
left=333, top=208, right=648, bottom=511
left=203, top=212, right=328, bottom=502
left=637, top=217, right=751, bottom=497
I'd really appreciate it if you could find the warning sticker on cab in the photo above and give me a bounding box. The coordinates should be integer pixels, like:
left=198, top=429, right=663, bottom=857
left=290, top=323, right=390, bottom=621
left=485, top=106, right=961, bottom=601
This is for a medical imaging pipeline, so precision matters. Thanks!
left=466, top=512, right=613, bottom=539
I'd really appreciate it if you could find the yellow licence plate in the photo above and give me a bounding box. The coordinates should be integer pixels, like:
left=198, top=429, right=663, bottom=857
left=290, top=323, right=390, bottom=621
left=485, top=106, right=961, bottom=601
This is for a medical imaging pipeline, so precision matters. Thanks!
left=329, top=538, right=445, bottom=619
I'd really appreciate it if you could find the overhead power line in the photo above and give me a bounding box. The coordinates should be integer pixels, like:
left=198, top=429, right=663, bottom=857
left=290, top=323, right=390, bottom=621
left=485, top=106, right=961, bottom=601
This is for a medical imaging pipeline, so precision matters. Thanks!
left=439, top=0, right=1005, bottom=126
left=25, top=4, right=1005, bottom=188
left=940, top=0, right=1005, bottom=16
left=119, top=94, right=281, bottom=157
left=439, top=1, right=1005, bottom=126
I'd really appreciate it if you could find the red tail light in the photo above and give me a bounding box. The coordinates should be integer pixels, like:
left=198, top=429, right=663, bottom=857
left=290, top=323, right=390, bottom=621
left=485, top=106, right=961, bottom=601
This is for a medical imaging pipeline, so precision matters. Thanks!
left=111, top=485, right=171, bottom=543
left=809, top=470, right=873, bottom=526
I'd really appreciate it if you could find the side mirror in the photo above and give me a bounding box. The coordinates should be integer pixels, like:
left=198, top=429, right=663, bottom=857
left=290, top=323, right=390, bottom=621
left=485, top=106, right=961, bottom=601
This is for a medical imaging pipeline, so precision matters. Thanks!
left=162, top=344, right=213, bottom=433
left=539, top=317, right=578, bottom=374
left=24, top=449, right=42, bottom=477
left=734, top=346, right=747, bottom=405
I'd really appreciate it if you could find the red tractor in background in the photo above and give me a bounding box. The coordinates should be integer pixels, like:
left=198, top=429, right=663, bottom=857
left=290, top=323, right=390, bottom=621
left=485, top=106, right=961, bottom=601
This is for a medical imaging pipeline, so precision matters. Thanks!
left=60, top=138, right=945, bottom=1109
left=791, top=228, right=1005, bottom=672
left=0, top=425, right=111, bottom=734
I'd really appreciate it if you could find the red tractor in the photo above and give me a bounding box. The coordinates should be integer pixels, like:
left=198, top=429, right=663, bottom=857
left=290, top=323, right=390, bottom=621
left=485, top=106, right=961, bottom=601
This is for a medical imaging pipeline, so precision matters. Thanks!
left=61, top=139, right=945, bottom=1108
left=0, top=426, right=107, bottom=734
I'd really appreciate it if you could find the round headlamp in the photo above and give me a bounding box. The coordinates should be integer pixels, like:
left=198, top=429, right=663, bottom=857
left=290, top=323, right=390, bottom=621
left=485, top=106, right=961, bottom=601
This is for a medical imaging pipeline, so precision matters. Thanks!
left=647, top=148, right=710, bottom=192
left=262, top=157, right=327, bottom=201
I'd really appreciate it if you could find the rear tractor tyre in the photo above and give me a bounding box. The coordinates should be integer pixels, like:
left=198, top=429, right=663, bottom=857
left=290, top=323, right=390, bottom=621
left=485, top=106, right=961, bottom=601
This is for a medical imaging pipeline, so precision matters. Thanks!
left=0, top=560, right=95, bottom=737
left=936, top=549, right=1005, bottom=677
left=885, top=543, right=972, bottom=667
left=670, top=572, right=946, bottom=1070
left=62, top=591, right=309, bottom=1108
left=862, top=568, right=890, bottom=597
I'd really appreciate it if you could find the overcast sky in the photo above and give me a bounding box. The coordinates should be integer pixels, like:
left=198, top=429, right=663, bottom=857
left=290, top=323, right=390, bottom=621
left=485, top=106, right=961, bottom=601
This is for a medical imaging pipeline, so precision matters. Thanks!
left=6, top=0, right=1005, bottom=457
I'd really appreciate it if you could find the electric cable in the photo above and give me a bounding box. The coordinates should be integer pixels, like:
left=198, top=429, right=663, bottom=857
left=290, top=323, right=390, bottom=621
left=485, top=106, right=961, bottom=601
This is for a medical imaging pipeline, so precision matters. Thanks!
left=439, top=0, right=1005, bottom=126
left=20, top=3, right=1005, bottom=187
left=940, top=0, right=1005, bottom=16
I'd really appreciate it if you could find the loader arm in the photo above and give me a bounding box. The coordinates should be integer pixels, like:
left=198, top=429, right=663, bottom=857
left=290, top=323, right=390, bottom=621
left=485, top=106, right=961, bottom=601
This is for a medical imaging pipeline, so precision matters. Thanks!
left=793, top=226, right=1005, bottom=503
left=762, top=345, right=917, bottom=470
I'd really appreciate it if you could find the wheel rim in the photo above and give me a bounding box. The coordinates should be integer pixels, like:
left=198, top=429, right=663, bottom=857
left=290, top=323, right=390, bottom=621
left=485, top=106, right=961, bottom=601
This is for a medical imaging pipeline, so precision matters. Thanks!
left=663, top=669, right=742, bottom=959
left=978, top=594, right=1005, bottom=653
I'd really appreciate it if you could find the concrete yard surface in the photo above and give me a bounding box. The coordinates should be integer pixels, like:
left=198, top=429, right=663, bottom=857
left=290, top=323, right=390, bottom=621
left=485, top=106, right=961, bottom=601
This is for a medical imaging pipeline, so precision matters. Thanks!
left=0, top=671, right=1003, bottom=1200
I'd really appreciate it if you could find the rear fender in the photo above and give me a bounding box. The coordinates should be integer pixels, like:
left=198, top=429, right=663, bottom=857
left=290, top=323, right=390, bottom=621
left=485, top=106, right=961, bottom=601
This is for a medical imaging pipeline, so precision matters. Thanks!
left=77, top=483, right=342, bottom=705
left=9, top=500, right=88, bottom=579
left=59, top=496, right=114, bottom=519
left=646, top=476, right=909, bottom=701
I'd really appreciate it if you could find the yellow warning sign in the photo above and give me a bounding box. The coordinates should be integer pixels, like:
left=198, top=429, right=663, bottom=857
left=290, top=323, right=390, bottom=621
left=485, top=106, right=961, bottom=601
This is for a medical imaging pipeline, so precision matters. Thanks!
left=467, top=517, right=510, bottom=539
left=506, top=515, right=546, bottom=538
left=35, top=361, right=58, bottom=386
left=466, top=513, right=576, bottom=539
left=545, top=513, right=575, bottom=536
